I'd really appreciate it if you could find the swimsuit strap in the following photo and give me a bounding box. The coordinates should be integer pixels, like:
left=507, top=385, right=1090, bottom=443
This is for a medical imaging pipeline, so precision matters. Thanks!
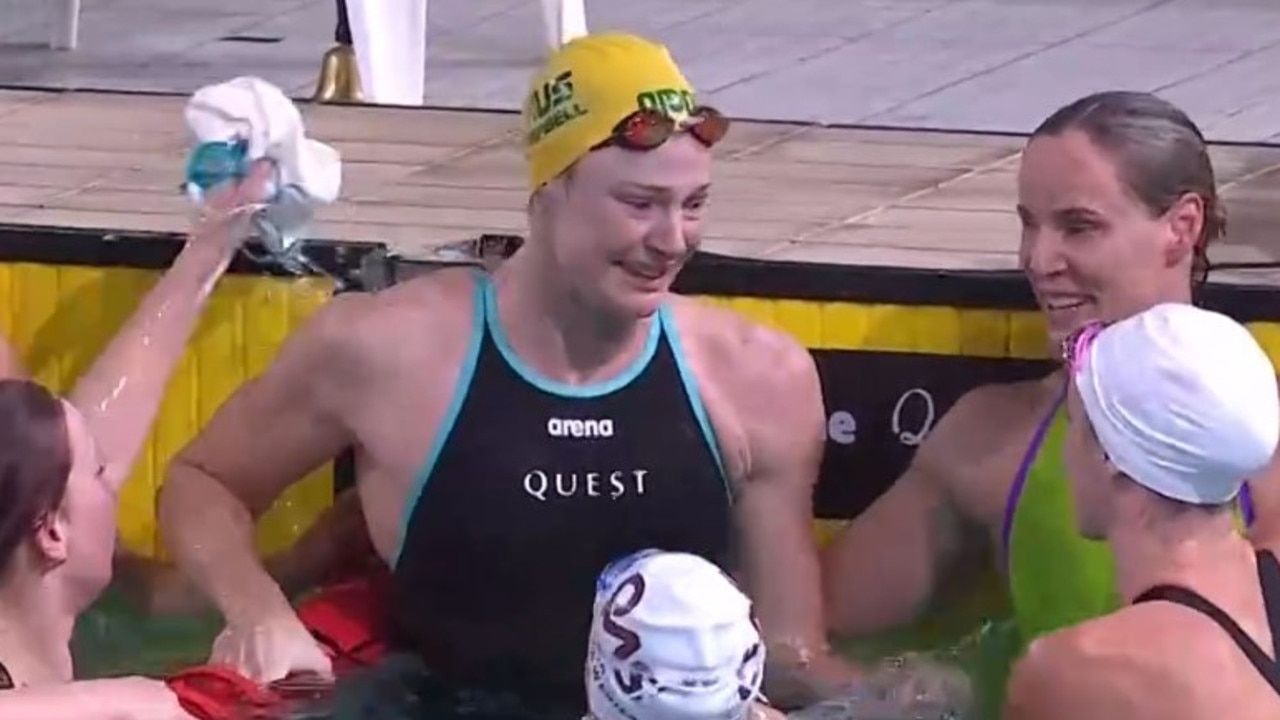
left=1133, top=550, right=1280, bottom=695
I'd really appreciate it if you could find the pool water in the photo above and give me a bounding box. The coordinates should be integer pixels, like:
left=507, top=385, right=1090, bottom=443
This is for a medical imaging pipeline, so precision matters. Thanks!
left=72, top=585, right=220, bottom=678
left=72, top=585, right=1022, bottom=720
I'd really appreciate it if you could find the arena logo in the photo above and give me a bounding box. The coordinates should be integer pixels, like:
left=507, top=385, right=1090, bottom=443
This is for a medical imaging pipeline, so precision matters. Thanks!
left=826, top=387, right=937, bottom=448
left=547, top=416, right=615, bottom=439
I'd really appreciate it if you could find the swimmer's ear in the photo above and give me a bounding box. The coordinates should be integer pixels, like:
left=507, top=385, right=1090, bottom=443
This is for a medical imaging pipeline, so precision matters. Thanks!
left=32, top=509, right=69, bottom=567
left=1163, top=192, right=1204, bottom=269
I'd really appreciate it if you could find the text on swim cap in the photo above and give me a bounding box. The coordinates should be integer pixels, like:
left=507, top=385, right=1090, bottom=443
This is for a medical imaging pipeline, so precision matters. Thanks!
left=636, top=89, right=696, bottom=118
left=526, top=71, right=589, bottom=145
left=600, top=571, right=647, bottom=694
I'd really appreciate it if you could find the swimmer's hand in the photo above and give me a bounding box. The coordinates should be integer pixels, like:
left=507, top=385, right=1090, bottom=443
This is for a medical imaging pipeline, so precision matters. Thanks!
left=209, top=610, right=334, bottom=685
left=188, top=160, right=274, bottom=255
left=788, top=654, right=972, bottom=720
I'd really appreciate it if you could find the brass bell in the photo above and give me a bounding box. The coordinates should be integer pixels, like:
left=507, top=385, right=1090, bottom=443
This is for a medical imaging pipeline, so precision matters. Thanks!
left=313, top=44, right=364, bottom=104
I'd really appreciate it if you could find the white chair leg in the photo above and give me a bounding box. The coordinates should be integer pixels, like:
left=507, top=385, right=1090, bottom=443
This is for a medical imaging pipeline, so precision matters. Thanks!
left=540, top=0, right=587, bottom=51
left=346, top=0, right=429, bottom=106
left=49, top=0, right=81, bottom=50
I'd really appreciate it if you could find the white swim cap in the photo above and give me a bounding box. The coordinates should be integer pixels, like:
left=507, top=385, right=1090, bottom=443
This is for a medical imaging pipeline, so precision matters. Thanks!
left=586, top=550, right=766, bottom=720
left=1071, top=303, right=1279, bottom=505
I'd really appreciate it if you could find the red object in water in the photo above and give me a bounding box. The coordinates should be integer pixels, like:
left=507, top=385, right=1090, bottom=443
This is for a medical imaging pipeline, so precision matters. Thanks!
left=295, top=567, right=392, bottom=676
left=166, top=665, right=332, bottom=720
left=167, top=569, right=391, bottom=719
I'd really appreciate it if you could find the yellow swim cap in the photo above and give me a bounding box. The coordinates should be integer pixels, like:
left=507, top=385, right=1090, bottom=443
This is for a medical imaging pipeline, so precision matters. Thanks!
left=523, top=33, right=697, bottom=190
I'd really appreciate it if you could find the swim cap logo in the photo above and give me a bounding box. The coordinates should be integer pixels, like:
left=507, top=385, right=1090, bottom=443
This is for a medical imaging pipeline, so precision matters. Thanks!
left=600, top=572, right=648, bottom=695
left=636, top=89, right=695, bottom=118
left=526, top=70, right=589, bottom=145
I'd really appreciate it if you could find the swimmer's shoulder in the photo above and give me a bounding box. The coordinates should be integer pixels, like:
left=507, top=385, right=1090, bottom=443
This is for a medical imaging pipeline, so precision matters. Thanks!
left=666, top=297, right=821, bottom=480
left=1010, top=614, right=1189, bottom=719
left=919, top=372, right=1062, bottom=469
left=666, top=295, right=815, bottom=385
left=307, top=268, right=482, bottom=366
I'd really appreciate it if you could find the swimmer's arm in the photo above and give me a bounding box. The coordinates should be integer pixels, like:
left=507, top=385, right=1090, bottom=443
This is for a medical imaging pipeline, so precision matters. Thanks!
left=0, top=335, right=26, bottom=379
left=0, top=678, right=186, bottom=720
left=69, top=186, right=263, bottom=492
left=729, top=335, right=861, bottom=707
left=117, top=489, right=371, bottom=616
left=158, top=296, right=361, bottom=625
left=821, top=401, right=977, bottom=636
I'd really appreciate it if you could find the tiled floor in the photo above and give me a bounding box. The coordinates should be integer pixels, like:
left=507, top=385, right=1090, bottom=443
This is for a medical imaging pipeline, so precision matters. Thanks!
left=2, top=88, right=1279, bottom=285
left=7, top=0, right=1280, bottom=141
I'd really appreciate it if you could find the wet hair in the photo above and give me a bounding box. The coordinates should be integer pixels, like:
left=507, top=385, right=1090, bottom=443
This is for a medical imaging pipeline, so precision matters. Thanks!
left=0, top=380, right=72, bottom=577
left=1031, top=91, right=1224, bottom=286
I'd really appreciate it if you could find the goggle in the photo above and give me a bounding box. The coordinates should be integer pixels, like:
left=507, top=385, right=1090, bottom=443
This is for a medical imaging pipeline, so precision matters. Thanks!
left=1060, top=321, right=1105, bottom=375
left=599, top=106, right=730, bottom=152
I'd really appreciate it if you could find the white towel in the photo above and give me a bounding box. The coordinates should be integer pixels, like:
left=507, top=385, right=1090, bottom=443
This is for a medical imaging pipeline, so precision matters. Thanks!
left=185, top=76, right=342, bottom=204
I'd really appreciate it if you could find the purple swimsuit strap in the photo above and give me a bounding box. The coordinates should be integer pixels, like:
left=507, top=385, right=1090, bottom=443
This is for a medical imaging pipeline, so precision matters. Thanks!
left=999, top=384, right=1068, bottom=570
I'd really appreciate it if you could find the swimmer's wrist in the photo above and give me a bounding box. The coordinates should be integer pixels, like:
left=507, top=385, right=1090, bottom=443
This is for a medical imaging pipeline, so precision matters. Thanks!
left=217, top=574, right=294, bottom=627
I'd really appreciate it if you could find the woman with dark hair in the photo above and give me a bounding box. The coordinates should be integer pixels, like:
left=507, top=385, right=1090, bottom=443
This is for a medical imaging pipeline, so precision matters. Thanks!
left=824, top=90, right=1279, bottom=652
left=0, top=167, right=266, bottom=717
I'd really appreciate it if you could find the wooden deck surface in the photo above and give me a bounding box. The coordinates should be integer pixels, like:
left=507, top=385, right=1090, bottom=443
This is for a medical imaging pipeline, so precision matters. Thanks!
left=2, top=88, right=1279, bottom=284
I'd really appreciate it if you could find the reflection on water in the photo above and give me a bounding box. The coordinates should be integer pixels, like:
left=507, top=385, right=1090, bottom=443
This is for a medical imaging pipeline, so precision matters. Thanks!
left=72, top=590, right=1021, bottom=720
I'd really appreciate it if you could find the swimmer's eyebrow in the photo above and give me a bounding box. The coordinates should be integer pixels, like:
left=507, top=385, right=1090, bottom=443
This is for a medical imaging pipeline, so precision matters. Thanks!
left=1053, top=206, right=1105, bottom=225
left=616, top=182, right=712, bottom=197
left=1016, top=204, right=1104, bottom=225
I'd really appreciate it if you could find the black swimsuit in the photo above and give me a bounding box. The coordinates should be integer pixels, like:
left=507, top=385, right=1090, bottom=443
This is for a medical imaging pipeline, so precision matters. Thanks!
left=1133, top=549, right=1280, bottom=693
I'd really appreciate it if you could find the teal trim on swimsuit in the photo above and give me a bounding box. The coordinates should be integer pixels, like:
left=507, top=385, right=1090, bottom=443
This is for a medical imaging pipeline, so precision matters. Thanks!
left=483, top=276, right=661, bottom=399
left=661, top=306, right=731, bottom=500
left=392, top=271, right=486, bottom=569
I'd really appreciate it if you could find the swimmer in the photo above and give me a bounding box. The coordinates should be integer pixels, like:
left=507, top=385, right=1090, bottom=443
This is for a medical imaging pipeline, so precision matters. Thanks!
left=1003, top=304, right=1280, bottom=720
left=586, top=550, right=783, bottom=720
left=823, top=91, right=1280, bottom=647
left=0, top=172, right=266, bottom=716
left=158, top=31, right=856, bottom=713
left=587, top=550, right=970, bottom=720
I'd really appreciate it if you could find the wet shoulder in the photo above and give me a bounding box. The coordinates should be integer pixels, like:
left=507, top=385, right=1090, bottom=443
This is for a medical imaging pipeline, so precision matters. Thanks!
left=911, top=375, right=1060, bottom=525
left=1018, top=609, right=1221, bottom=719
left=666, top=297, right=820, bottom=481
left=666, top=296, right=816, bottom=401
left=318, top=268, right=482, bottom=370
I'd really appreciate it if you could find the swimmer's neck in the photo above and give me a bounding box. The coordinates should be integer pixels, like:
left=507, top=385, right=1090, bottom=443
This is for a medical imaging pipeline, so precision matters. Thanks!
left=1107, top=506, right=1251, bottom=604
left=0, top=578, right=75, bottom=684
left=492, top=253, right=656, bottom=383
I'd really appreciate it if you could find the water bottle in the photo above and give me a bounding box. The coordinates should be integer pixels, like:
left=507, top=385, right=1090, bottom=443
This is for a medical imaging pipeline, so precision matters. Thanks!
left=182, top=138, right=315, bottom=259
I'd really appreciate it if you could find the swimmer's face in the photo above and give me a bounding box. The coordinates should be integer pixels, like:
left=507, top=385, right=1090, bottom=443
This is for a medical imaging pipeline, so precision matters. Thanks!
left=1063, top=384, right=1114, bottom=540
left=1017, top=130, right=1200, bottom=350
left=51, top=402, right=116, bottom=609
left=548, top=135, right=711, bottom=318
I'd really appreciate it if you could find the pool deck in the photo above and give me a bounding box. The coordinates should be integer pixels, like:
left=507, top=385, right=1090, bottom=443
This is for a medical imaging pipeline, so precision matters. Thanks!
left=3, top=87, right=1280, bottom=284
